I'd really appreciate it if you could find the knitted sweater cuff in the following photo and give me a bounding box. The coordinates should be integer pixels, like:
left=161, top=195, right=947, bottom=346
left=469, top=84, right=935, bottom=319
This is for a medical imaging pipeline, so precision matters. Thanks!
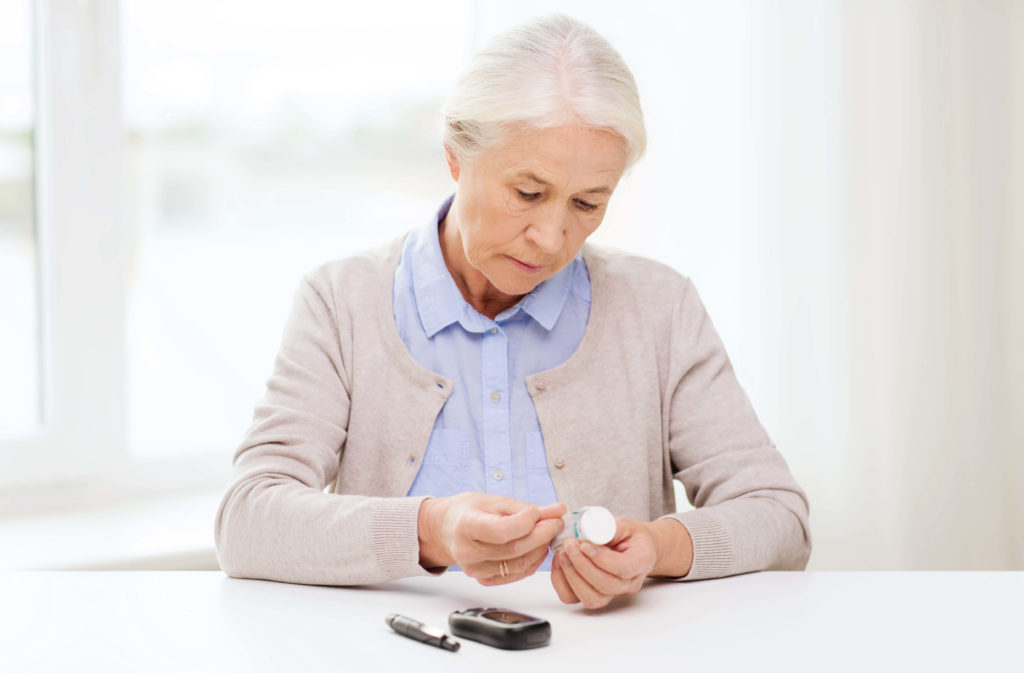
left=370, top=496, right=445, bottom=580
left=662, top=509, right=733, bottom=581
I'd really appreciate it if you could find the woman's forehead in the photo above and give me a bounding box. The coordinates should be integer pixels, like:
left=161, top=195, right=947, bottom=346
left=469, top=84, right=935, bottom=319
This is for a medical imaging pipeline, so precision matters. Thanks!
left=486, top=125, right=627, bottom=188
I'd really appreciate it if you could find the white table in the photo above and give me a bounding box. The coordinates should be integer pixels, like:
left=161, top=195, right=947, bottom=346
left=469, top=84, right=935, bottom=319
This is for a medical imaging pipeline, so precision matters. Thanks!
left=1, top=571, right=1020, bottom=672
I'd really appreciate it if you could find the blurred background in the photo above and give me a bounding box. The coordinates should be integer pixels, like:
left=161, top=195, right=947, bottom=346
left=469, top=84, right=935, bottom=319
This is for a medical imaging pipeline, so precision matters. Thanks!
left=0, top=0, right=1020, bottom=572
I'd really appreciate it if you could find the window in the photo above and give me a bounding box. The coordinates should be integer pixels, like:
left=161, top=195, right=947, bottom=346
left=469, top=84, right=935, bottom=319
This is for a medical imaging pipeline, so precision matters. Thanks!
left=0, top=1, right=38, bottom=438
left=121, top=1, right=472, bottom=459
left=1, top=0, right=472, bottom=492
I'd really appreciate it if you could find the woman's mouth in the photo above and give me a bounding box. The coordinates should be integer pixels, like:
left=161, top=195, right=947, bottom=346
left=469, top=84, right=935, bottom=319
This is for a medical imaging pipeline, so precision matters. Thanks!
left=507, top=255, right=544, bottom=274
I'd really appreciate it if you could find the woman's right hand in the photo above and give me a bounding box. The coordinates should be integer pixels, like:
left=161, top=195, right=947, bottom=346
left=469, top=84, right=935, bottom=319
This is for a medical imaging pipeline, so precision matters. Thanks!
left=418, top=494, right=565, bottom=585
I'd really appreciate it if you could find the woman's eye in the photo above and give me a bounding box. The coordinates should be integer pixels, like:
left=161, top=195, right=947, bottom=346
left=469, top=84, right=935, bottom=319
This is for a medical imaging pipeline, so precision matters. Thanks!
left=575, top=199, right=598, bottom=212
left=516, top=189, right=540, bottom=201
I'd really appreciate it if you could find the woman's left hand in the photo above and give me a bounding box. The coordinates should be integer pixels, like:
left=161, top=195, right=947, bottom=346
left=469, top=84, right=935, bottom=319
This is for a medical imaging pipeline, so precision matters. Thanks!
left=551, top=517, right=693, bottom=609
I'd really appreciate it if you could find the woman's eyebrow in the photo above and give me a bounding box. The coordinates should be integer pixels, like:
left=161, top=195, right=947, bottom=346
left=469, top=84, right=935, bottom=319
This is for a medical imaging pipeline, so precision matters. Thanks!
left=515, top=171, right=549, bottom=185
left=515, top=171, right=612, bottom=194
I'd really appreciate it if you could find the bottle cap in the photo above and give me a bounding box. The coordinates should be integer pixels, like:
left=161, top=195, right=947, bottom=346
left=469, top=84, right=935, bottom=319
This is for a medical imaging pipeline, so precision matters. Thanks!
left=578, top=507, right=616, bottom=545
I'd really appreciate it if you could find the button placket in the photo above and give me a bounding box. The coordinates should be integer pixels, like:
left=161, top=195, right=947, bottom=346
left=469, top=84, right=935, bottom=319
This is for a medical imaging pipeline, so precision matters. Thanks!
left=481, top=325, right=511, bottom=496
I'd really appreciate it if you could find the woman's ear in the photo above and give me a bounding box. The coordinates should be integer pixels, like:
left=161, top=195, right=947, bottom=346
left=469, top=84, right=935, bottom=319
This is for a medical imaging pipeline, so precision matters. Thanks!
left=444, top=145, right=461, bottom=182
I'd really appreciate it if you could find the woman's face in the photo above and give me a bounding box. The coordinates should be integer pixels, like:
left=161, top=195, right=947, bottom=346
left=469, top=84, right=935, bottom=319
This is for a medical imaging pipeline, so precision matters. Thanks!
left=444, top=124, right=628, bottom=305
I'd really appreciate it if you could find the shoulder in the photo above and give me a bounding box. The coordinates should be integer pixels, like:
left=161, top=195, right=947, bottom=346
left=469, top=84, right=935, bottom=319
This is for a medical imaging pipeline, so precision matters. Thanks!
left=582, top=243, right=695, bottom=311
left=580, top=245, right=716, bottom=367
left=300, top=235, right=405, bottom=305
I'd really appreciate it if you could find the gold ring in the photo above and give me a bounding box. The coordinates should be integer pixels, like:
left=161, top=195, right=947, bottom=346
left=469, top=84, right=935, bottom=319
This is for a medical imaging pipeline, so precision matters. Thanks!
left=499, top=559, right=509, bottom=577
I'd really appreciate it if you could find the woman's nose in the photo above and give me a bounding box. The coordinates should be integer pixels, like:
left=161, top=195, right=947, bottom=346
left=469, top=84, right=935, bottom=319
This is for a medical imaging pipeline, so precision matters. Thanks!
left=525, top=210, right=567, bottom=256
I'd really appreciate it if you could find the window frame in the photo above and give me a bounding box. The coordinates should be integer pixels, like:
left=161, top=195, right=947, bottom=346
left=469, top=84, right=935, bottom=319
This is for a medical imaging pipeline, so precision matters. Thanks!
left=0, top=0, right=127, bottom=491
left=1, top=0, right=477, bottom=497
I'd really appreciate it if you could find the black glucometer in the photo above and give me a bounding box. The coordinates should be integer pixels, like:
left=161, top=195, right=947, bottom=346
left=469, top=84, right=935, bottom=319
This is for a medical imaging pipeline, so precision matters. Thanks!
left=448, top=607, right=551, bottom=650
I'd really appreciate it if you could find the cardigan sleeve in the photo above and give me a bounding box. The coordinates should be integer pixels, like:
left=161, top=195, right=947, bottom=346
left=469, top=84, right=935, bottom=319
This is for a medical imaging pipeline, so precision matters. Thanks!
left=661, top=277, right=812, bottom=580
left=214, top=275, right=436, bottom=585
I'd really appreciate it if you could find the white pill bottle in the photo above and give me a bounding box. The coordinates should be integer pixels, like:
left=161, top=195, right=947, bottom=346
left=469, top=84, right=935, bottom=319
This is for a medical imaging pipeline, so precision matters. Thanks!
left=551, top=506, right=617, bottom=552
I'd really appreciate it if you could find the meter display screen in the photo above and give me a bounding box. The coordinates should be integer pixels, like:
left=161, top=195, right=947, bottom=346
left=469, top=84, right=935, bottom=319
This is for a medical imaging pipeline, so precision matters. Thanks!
left=480, top=610, right=535, bottom=624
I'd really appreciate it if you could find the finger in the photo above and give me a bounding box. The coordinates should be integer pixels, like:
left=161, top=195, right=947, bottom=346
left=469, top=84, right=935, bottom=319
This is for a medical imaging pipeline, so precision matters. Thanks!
left=550, top=556, right=580, bottom=604
left=473, top=543, right=548, bottom=587
left=502, top=546, right=550, bottom=585
left=607, top=518, right=632, bottom=547
left=481, top=516, right=564, bottom=561
left=557, top=547, right=612, bottom=609
left=480, top=495, right=539, bottom=517
left=562, top=539, right=635, bottom=597
left=537, top=502, right=567, bottom=520
left=467, top=505, right=540, bottom=545
left=468, top=557, right=515, bottom=587
left=522, top=547, right=549, bottom=577
left=577, top=540, right=650, bottom=580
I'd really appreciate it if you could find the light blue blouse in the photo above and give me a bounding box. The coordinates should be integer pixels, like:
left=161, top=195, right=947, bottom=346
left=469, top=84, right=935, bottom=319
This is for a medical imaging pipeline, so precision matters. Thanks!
left=394, top=197, right=590, bottom=568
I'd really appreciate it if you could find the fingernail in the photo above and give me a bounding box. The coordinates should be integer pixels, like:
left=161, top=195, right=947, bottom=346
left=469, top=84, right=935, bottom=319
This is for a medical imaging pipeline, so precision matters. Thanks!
left=566, top=540, right=580, bottom=557
left=581, top=543, right=596, bottom=557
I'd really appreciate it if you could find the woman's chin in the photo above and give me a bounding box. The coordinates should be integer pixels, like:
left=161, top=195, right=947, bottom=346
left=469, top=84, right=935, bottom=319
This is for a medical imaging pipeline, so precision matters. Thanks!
left=493, top=284, right=536, bottom=301
left=488, top=273, right=545, bottom=298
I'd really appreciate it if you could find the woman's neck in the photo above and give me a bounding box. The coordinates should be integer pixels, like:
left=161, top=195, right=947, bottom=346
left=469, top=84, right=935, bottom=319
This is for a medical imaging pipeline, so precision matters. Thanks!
left=438, top=214, right=522, bottom=319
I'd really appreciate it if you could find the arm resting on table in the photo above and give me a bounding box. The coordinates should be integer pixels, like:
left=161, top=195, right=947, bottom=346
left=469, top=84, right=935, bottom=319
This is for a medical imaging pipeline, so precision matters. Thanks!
left=666, top=277, right=812, bottom=581
left=214, top=275, right=436, bottom=586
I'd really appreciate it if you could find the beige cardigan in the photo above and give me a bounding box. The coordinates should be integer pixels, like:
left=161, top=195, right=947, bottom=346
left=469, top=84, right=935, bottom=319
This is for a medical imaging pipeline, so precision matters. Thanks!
left=214, top=237, right=811, bottom=585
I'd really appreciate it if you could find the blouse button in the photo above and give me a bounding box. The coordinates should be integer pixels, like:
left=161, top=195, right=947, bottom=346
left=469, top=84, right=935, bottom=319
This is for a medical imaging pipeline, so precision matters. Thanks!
left=554, top=457, right=566, bottom=469
left=493, top=469, right=504, bottom=481
left=490, top=391, right=501, bottom=403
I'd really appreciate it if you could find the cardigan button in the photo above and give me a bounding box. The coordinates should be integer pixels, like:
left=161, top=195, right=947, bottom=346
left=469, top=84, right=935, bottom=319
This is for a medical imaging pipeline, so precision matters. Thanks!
left=554, top=457, right=566, bottom=469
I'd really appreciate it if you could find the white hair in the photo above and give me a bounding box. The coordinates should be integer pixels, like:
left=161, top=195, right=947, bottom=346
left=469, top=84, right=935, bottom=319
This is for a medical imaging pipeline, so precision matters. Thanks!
left=442, top=14, right=646, bottom=169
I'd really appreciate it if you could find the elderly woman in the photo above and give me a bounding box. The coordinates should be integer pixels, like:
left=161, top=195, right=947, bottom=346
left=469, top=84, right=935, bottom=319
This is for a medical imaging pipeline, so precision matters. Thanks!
left=215, top=14, right=810, bottom=609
